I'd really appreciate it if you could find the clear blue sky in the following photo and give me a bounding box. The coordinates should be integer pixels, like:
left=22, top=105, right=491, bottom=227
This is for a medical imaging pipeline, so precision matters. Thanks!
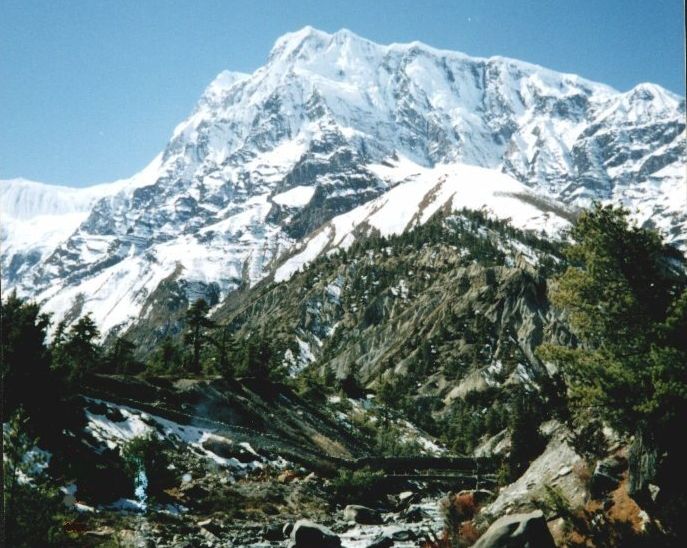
left=1, top=0, right=684, bottom=187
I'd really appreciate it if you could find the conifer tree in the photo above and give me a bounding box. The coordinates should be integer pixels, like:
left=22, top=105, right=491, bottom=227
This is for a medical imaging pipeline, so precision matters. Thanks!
left=103, top=337, right=141, bottom=374
left=1, top=292, right=54, bottom=418
left=183, top=299, right=215, bottom=374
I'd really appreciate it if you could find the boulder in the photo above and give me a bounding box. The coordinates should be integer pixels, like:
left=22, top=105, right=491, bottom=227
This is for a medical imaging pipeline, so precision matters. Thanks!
left=196, top=518, right=222, bottom=537
left=366, top=536, right=394, bottom=548
left=473, top=510, right=554, bottom=548
left=390, top=529, right=415, bottom=541
left=263, top=523, right=284, bottom=541
left=343, top=504, right=383, bottom=525
left=590, top=456, right=626, bottom=497
left=399, top=506, right=426, bottom=523
left=201, top=435, right=258, bottom=463
left=289, top=520, right=341, bottom=548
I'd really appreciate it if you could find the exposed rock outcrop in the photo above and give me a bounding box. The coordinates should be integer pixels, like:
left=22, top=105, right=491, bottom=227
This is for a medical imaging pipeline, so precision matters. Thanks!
left=473, top=510, right=555, bottom=548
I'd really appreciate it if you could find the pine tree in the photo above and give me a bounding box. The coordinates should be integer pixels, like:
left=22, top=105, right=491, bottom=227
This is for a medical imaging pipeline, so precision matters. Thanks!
left=183, top=299, right=215, bottom=374
left=1, top=292, right=54, bottom=419
left=148, top=336, right=183, bottom=373
left=508, top=389, right=545, bottom=479
left=61, top=314, right=101, bottom=381
left=541, top=204, right=687, bottom=443
left=103, top=337, right=141, bottom=374
left=540, top=204, right=687, bottom=536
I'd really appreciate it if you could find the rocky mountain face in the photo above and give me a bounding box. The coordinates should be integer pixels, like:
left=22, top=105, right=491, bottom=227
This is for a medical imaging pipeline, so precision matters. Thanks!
left=211, top=210, right=570, bottom=422
left=2, top=26, right=685, bottom=340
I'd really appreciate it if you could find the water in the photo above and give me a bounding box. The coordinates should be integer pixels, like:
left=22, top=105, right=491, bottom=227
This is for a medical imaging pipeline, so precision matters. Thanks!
left=134, top=461, right=148, bottom=512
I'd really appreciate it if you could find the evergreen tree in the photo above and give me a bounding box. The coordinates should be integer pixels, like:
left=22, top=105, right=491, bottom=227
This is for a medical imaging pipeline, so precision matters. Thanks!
left=540, top=204, right=687, bottom=537
left=103, top=336, right=142, bottom=374
left=0, top=292, right=53, bottom=419
left=208, top=326, right=233, bottom=378
left=508, top=389, right=546, bottom=479
left=183, top=299, right=215, bottom=374
left=148, top=336, right=183, bottom=373
left=54, top=314, right=101, bottom=381
left=540, top=204, right=687, bottom=444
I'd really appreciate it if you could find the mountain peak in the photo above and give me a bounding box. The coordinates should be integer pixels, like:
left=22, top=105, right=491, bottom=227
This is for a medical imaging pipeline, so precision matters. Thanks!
left=268, top=26, right=331, bottom=60
left=4, top=27, right=685, bottom=338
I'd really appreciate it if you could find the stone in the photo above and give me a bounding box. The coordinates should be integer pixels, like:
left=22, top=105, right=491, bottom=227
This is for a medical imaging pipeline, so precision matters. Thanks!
left=590, top=456, right=625, bottom=497
left=365, top=536, right=394, bottom=548
left=343, top=504, right=383, bottom=525
left=263, top=523, right=284, bottom=541
left=289, top=520, right=341, bottom=548
left=197, top=519, right=223, bottom=537
left=399, top=506, right=426, bottom=522
left=201, top=435, right=257, bottom=463
left=390, top=529, right=415, bottom=541
left=473, top=510, right=555, bottom=548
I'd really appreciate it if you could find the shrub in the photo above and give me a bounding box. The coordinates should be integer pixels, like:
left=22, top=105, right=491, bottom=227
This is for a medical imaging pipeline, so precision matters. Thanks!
left=331, top=468, right=384, bottom=505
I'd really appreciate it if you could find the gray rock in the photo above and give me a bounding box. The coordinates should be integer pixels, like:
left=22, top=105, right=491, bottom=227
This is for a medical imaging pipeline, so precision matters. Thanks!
left=473, top=510, right=555, bottom=548
left=263, top=523, right=284, bottom=541
left=628, top=431, right=659, bottom=503
left=590, top=455, right=625, bottom=497
left=343, top=504, right=383, bottom=525
left=399, top=506, right=426, bottom=523
left=390, top=529, right=415, bottom=542
left=289, top=520, right=341, bottom=548
left=366, top=535, right=394, bottom=548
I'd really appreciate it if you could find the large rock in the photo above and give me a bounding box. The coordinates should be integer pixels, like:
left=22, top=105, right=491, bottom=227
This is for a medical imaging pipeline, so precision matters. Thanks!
left=343, top=504, right=383, bottom=525
left=201, top=434, right=259, bottom=463
left=288, top=520, right=341, bottom=548
left=366, top=536, right=394, bottom=548
left=590, top=455, right=625, bottom=497
left=473, top=510, right=555, bottom=548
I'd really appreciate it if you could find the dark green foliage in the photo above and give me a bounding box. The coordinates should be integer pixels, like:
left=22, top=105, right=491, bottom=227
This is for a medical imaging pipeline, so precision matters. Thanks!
left=52, top=313, right=101, bottom=381
left=440, top=389, right=509, bottom=454
left=0, top=292, right=55, bottom=420
left=183, top=298, right=215, bottom=373
left=541, top=204, right=687, bottom=539
left=372, top=420, right=424, bottom=457
left=567, top=420, right=607, bottom=461
left=541, top=204, right=687, bottom=446
left=222, top=331, right=288, bottom=381
left=2, top=409, right=70, bottom=547
left=339, top=372, right=366, bottom=398
left=147, top=335, right=184, bottom=373
left=331, top=467, right=385, bottom=505
left=102, top=336, right=143, bottom=374
left=508, top=388, right=546, bottom=480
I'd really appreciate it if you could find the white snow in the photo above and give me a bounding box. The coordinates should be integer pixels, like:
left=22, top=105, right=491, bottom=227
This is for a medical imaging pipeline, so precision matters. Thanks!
left=3, top=27, right=683, bottom=338
left=272, top=185, right=316, bottom=207
left=275, top=158, right=572, bottom=282
left=83, top=399, right=282, bottom=473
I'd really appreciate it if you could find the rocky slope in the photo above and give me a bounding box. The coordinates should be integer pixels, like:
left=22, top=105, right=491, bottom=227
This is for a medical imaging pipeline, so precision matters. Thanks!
left=2, top=27, right=684, bottom=340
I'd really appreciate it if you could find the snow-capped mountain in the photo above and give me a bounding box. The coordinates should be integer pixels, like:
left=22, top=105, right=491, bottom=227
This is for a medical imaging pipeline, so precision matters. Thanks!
left=2, top=27, right=685, bottom=337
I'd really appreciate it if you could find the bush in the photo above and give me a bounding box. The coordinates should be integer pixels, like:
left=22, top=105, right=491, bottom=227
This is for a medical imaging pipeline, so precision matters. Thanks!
left=331, top=468, right=384, bottom=505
